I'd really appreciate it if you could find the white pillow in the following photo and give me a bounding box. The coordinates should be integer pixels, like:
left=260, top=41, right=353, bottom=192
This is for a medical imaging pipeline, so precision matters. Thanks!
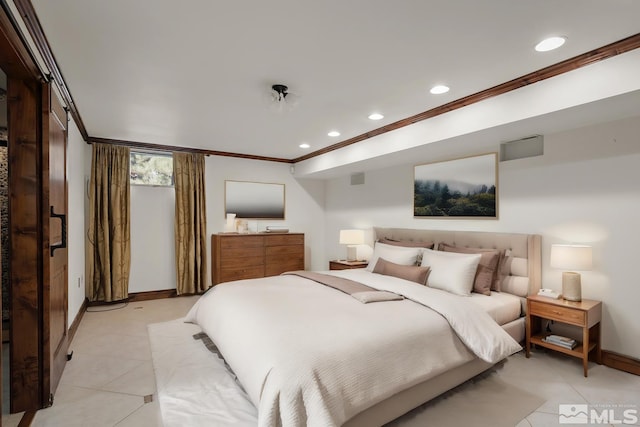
left=366, top=242, right=422, bottom=272
left=420, top=248, right=481, bottom=296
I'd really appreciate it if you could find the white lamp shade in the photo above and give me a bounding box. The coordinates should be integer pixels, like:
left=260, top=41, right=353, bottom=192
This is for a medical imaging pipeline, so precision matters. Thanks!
left=339, top=229, right=365, bottom=245
left=550, top=244, right=592, bottom=271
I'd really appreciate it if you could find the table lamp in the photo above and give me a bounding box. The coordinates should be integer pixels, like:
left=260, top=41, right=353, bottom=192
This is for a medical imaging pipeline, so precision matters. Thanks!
left=339, top=229, right=365, bottom=261
left=550, top=244, right=592, bottom=301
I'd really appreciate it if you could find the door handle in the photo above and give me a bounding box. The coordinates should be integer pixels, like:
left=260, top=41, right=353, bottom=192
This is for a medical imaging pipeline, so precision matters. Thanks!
left=50, top=205, right=67, bottom=256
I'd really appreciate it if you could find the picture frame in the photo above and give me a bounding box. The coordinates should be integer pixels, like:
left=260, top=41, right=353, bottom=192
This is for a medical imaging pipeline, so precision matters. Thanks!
left=414, top=153, right=498, bottom=219
left=224, top=180, right=285, bottom=219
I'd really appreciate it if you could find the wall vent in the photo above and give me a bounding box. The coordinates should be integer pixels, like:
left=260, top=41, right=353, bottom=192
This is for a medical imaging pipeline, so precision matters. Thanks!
left=350, top=172, right=365, bottom=185
left=500, top=135, right=543, bottom=161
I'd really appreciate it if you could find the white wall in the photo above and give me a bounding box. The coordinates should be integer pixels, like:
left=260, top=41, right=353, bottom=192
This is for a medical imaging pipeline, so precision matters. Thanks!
left=67, top=118, right=87, bottom=326
left=324, top=115, right=640, bottom=359
left=127, top=155, right=326, bottom=292
left=204, top=157, right=326, bottom=272
left=129, top=185, right=176, bottom=292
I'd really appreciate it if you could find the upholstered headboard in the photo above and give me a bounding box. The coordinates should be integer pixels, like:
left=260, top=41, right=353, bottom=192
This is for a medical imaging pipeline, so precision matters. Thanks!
left=373, top=228, right=542, bottom=297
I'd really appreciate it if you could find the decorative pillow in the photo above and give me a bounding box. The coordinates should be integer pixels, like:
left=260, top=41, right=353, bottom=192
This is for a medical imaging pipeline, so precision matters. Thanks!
left=438, top=243, right=502, bottom=295
left=378, top=237, right=435, bottom=249
left=420, top=249, right=482, bottom=296
left=366, top=242, right=422, bottom=272
left=372, top=257, right=431, bottom=285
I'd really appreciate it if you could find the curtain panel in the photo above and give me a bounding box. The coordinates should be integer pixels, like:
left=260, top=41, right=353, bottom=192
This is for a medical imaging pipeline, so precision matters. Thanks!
left=173, top=152, right=208, bottom=294
left=87, top=143, right=131, bottom=302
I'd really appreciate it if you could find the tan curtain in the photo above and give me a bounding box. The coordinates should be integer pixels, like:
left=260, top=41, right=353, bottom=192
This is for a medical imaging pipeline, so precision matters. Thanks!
left=173, top=152, right=208, bottom=294
left=87, top=143, right=131, bottom=302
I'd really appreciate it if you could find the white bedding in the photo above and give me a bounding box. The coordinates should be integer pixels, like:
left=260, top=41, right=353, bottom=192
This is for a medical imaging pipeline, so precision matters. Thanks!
left=468, top=291, right=523, bottom=325
left=185, top=270, right=521, bottom=427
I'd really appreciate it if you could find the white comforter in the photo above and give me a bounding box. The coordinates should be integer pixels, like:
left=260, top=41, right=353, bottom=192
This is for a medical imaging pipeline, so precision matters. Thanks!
left=185, top=270, right=521, bottom=427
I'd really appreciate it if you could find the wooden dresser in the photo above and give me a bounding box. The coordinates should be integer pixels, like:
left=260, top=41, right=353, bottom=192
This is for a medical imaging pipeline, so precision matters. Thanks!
left=211, top=233, right=305, bottom=285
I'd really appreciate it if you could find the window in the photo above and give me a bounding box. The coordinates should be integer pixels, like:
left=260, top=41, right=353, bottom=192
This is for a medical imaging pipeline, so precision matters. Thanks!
left=130, top=151, right=174, bottom=186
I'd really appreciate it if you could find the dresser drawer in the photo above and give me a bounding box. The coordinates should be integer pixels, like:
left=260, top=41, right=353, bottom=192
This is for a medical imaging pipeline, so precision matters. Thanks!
left=220, top=266, right=265, bottom=283
left=220, top=256, right=264, bottom=268
left=220, top=236, right=264, bottom=249
left=529, top=301, right=585, bottom=326
left=220, top=247, right=264, bottom=260
left=265, top=257, right=304, bottom=276
left=265, top=234, right=304, bottom=246
left=265, top=245, right=303, bottom=256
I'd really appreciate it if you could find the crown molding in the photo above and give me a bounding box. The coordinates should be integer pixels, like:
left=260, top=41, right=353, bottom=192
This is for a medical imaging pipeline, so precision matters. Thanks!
left=293, top=32, right=640, bottom=163
left=88, top=137, right=293, bottom=164
left=10, top=2, right=640, bottom=164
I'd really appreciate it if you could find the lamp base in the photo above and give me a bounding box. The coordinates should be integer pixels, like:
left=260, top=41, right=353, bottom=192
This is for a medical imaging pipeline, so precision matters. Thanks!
left=346, top=245, right=358, bottom=262
left=562, top=272, right=582, bottom=301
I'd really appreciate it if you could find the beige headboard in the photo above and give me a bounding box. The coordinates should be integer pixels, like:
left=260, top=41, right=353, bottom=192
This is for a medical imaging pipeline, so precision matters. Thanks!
left=373, top=227, right=542, bottom=297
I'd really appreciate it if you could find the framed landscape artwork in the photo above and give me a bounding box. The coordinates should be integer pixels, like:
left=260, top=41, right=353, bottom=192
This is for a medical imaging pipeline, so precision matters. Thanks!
left=414, top=153, right=498, bottom=218
left=225, top=180, right=285, bottom=219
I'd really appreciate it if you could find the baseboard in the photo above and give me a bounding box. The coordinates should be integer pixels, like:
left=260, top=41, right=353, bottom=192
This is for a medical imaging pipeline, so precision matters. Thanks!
left=126, top=289, right=178, bottom=302
left=68, top=298, right=88, bottom=344
left=86, top=289, right=180, bottom=307
left=602, top=350, right=640, bottom=376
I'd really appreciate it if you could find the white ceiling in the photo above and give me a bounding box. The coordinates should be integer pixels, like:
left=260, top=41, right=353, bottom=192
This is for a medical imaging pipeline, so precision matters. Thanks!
left=30, top=1, right=640, bottom=167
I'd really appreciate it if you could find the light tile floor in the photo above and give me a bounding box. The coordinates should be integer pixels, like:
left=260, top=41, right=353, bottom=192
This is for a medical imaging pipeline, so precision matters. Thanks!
left=3, top=297, right=636, bottom=427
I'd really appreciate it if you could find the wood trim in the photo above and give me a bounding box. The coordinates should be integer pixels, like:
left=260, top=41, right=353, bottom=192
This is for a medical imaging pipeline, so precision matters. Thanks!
left=85, top=289, right=191, bottom=306
left=0, top=2, right=40, bottom=79
left=8, top=4, right=640, bottom=165
left=67, top=298, right=88, bottom=345
left=88, top=137, right=293, bottom=164
left=293, top=32, right=640, bottom=163
left=126, top=289, right=178, bottom=302
left=602, top=350, right=640, bottom=376
left=11, top=0, right=88, bottom=140
left=17, top=410, right=36, bottom=426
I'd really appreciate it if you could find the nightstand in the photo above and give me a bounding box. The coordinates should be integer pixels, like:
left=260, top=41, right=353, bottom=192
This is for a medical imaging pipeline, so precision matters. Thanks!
left=329, top=260, right=368, bottom=270
left=526, top=295, right=602, bottom=377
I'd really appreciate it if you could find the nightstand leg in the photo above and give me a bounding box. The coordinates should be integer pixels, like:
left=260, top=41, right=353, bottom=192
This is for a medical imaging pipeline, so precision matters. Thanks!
left=525, top=313, right=532, bottom=358
left=583, top=325, right=589, bottom=377
left=595, top=323, right=602, bottom=364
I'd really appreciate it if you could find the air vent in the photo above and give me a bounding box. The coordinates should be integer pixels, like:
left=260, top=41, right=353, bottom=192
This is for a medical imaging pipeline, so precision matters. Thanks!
left=350, top=172, right=365, bottom=185
left=500, top=135, right=543, bottom=161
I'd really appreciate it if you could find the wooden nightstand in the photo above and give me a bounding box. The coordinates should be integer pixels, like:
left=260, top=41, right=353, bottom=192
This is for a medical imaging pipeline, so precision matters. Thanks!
left=329, top=260, right=368, bottom=270
left=526, top=294, right=602, bottom=377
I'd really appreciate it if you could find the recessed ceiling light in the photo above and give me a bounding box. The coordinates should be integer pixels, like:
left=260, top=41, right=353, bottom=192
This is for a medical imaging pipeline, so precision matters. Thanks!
left=430, top=85, right=450, bottom=95
left=535, top=36, right=566, bottom=52
left=368, top=113, right=384, bottom=120
left=328, top=131, right=340, bottom=137
left=299, top=143, right=310, bottom=149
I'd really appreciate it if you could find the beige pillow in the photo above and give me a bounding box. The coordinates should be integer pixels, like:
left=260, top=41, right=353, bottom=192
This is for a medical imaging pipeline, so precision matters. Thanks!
left=438, top=243, right=502, bottom=295
left=373, top=257, right=431, bottom=285
left=378, top=237, right=434, bottom=249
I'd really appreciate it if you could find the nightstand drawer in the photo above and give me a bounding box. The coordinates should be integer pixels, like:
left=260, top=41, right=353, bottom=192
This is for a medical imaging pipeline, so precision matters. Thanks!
left=529, top=300, right=585, bottom=326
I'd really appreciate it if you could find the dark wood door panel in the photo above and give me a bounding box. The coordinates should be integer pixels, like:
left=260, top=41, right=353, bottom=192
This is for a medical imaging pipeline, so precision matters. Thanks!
left=45, top=86, right=69, bottom=398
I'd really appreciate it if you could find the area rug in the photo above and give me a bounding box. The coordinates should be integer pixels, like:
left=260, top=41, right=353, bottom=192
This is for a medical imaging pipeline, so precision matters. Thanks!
left=149, top=319, right=544, bottom=427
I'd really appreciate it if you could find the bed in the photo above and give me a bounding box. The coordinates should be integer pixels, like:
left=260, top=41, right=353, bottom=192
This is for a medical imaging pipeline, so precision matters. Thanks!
left=184, top=228, right=541, bottom=427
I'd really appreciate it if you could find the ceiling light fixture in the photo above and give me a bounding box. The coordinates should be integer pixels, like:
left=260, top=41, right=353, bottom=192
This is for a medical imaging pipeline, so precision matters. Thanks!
left=430, top=85, right=450, bottom=95
left=328, top=131, right=340, bottom=137
left=368, top=113, right=384, bottom=120
left=269, top=84, right=299, bottom=112
left=299, top=143, right=310, bottom=149
left=535, top=36, right=566, bottom=52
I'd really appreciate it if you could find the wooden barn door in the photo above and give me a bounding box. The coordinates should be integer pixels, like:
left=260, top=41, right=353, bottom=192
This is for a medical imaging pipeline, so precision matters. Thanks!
left=42, top=84, right=69, bottom=402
